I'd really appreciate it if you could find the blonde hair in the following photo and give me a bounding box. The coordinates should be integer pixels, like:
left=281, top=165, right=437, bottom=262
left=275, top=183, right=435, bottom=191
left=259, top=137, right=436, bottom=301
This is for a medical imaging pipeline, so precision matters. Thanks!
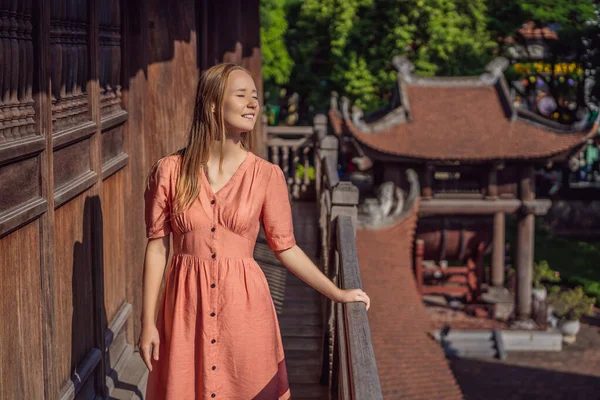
left=172, top=63, right=257, bottom=214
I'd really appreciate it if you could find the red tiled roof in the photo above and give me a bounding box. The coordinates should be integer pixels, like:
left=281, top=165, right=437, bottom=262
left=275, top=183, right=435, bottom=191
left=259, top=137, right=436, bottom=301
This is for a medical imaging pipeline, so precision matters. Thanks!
left=357, top=201, right=463, bottom=400
left=346, top=85, right=595, bottom=161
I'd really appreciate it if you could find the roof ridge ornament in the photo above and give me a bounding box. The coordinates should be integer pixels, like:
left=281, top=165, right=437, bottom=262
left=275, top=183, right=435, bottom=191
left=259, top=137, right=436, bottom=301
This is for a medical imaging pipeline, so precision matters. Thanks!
left=351, top=104, right=371, bottom=132
left=392, top=56, right=415, bottom=83
left=479, top=57, right=509, bottom=84
left=330, top=91, right=340, bottom=111
left=357, top=169, right=420, bottom=229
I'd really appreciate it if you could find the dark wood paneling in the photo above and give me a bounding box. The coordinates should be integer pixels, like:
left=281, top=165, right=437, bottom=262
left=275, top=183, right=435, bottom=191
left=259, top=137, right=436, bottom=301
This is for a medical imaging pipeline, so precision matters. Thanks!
left=101, top=171, right=127, bottom=323
left=0, top=155, right=40, bottom=209
left=49, top=0, right=92, bottom=134
left=0, top=221, right=44, bottom=400
left=0, top=154, right=47, bottom=236
left=0, top=136, right=46, bottom=165
left=101, top=123, right=124, bottom=164
left=0, top=0, right=37, bottom=144
left=53, top=192, right=97, bottom=394
left=54, top=138, right=91, bottom=187
left=99, top=0, right=122, bottom=116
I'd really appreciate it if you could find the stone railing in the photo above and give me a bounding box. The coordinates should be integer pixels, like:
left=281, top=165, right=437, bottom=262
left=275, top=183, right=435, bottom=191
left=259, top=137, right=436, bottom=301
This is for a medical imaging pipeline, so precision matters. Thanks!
left=264, top=115, right=328, bottom=200
left=315, top=135, right=383, bottom=399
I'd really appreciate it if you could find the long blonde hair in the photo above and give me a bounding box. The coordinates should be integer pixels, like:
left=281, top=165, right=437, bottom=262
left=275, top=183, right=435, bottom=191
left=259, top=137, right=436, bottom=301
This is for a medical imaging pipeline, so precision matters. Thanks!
left=173, top=63, right=257, bottom=214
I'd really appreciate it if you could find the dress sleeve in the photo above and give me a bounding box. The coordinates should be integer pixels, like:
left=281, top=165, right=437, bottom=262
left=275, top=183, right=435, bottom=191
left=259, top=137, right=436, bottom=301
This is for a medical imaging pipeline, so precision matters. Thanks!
left=261, top=164, right=296, bottom=251
left=144, top=158, right=173, bottom=239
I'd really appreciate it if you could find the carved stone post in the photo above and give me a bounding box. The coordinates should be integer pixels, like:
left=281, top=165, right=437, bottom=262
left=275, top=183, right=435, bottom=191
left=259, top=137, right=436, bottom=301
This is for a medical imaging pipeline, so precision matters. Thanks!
left=515, top=165, right=535, bottom=320
left=316, top=135, right=338, bottom=205
left=314, top=113, right=328, bottom=142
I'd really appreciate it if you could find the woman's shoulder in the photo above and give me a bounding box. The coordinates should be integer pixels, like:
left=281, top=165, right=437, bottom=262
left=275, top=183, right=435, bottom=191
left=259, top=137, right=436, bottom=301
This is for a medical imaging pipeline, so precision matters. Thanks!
left=148, top=152, right=182, bottom=178
left=252, top=153, right=283, bottom=176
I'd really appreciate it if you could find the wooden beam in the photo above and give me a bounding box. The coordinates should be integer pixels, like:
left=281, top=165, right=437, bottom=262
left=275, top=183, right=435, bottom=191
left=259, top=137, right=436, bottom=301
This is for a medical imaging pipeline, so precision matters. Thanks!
left=491, top=212, right=505, bottom=287
left=420, top=198, right=521, bottom=214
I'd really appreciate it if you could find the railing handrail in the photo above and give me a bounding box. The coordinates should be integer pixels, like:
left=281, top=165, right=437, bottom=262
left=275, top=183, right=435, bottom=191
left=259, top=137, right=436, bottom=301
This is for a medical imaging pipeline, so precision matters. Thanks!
left=313, top=117, right=383, bottom=399
left=336, top=215, right=383, bottom=400
left=267, top=125, right=315, bottom=136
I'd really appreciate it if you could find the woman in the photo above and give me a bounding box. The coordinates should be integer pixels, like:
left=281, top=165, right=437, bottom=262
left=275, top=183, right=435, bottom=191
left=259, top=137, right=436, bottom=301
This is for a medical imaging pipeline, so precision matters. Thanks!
left=139, top=63, right=370, bottom=400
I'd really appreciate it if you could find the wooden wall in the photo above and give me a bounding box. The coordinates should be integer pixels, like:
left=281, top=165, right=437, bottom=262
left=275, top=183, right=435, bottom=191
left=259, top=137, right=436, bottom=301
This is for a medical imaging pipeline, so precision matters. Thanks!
left=0, top=0, right=262, bottom=398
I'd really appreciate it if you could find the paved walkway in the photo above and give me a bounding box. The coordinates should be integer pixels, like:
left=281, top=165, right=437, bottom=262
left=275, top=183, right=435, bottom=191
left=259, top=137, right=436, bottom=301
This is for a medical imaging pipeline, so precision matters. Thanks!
left=449, top=314, right=600, bottom=400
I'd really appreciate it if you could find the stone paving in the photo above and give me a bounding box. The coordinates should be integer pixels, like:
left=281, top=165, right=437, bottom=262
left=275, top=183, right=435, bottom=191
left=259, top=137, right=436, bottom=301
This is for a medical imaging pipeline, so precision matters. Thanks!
left=425, top=301, right=600, bottom=400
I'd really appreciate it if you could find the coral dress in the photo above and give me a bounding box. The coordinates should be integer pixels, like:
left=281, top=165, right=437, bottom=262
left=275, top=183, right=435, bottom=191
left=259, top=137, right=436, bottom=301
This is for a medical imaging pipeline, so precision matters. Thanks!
left=143, top=151, right=295, bottom=400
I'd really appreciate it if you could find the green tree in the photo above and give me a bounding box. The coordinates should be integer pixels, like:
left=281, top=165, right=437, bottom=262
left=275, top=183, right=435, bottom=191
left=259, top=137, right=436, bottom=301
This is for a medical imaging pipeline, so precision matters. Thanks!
left=284, top=0, right=496, bottom=114
left=260, top=0, right=294, bottom=88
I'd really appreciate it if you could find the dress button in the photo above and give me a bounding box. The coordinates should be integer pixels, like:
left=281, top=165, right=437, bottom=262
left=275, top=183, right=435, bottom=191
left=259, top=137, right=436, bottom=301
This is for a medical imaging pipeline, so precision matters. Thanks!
left=212, top=253, right=216, bottom=259
left=212, top=365, right=216, bottom=370
left=211, top=227, right=215, bottom=232
left=211, top=283, right=216, bottom=288
left=211, top=394, right=216, bottom=398
left=210, top=312, right=216, bottom=317
left=211, top=339, right=216, bottom=344
left=211, top=199, right=216, bottom=205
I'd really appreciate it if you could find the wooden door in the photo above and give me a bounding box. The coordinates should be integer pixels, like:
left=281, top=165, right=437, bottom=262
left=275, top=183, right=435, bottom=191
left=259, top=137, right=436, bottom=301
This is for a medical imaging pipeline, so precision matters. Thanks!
left=0, top=0, right=130, bottom=398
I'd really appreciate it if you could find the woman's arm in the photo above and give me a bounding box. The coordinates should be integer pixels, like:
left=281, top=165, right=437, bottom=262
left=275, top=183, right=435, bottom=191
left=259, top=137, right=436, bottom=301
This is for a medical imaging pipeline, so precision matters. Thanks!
left=138, top=235, right=170, bottom=370
left=275, top=244, right=370, bottom=311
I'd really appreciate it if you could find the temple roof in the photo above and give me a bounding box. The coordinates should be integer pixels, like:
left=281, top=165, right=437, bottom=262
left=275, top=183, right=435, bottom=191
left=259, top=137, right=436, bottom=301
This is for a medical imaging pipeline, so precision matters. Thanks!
left=331, top=57, right=598, bottom=162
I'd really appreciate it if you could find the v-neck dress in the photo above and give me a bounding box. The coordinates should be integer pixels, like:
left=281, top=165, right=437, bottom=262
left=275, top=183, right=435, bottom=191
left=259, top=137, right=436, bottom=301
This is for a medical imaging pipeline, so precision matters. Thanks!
left=143, top=151, right=295, bottom=400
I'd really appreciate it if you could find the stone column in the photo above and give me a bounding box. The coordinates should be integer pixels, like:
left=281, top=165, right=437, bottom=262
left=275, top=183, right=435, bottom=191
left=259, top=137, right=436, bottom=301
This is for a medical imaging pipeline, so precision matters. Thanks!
left=515, top=165, right=535, bottom=320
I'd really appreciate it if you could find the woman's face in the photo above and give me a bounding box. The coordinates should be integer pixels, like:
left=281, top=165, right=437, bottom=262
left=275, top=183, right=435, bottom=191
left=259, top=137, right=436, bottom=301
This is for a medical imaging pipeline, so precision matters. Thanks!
left=222, top=70, right=259, bottom=134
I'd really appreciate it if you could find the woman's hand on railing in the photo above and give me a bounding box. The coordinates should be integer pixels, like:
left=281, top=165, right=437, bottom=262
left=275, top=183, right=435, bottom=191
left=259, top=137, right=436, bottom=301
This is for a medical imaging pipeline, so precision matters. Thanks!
left=333, top=288, right=371, bottom=311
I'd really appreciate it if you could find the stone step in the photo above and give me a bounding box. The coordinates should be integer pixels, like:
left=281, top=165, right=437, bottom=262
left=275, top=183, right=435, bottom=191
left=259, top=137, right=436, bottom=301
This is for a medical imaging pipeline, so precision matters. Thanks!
left=289, top=383, right=328, bottom=400
left=444, top=340, right=495, bottom=353
left=287, top=364, right=322, bottom=384
left=281, top=324, right=323, bottom=338
left=278, top=313, right=323, bottom=326
left=446, top=347, right=497, bottom=359
left=283, top=297, right=321, bottom=309
left=283, top=337, right=321, bottom=351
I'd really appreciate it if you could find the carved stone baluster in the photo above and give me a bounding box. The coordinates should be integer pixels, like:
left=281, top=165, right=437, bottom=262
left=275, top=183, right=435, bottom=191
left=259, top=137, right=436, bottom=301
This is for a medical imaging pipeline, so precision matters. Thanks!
left=270, top=145, right=279, bottom=168
left=302, top=145, right=310, bottom=193
left=281, top=145, right=290, bottom=191
left=292, top=146, right=300, bottom=199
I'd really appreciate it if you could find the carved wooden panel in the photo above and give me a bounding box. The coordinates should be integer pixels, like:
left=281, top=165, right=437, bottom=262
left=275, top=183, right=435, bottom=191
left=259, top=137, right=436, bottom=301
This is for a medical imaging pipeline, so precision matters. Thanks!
left=0, top=155, right=46, bottom=236
left=101, top=120, right=128, bottom=179
left=0, top=0, right=36, bottom=144
left=53, top=138, right=97, bottom=207
left=50, top=0, right=91, bottom=135
left=100, top=0, right=122, bottom=116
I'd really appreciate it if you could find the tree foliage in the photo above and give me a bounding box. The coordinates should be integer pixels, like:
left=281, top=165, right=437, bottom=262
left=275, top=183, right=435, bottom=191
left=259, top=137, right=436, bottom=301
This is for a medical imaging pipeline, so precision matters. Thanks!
left=282, top=0, right=496, bottom=113
left=260, top=0, right=294, bottom=86
left=259, top=0, right=599, bottom=118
